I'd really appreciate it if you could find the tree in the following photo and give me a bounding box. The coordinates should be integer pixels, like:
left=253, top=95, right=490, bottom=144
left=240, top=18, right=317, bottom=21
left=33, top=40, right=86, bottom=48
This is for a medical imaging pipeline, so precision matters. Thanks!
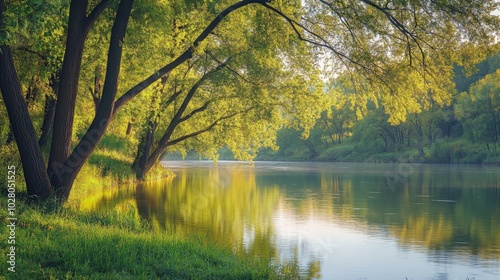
left=454, top=52, right=500, bottom=93
left=118, top=0, right=328, bottom=177
left=1, top=0, right=499, bottom=202
left=0, top=1, right=58, bottom=197
left=455, top=70, right=500, bottom=153
left=2, top=0, right=276, bottom=200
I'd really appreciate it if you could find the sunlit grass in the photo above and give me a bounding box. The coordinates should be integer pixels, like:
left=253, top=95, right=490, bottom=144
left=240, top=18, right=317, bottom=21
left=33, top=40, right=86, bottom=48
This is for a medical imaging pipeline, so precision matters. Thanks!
left=1, top=204, right=278, bottom=279
left=0, top=135, right=282, bottom=279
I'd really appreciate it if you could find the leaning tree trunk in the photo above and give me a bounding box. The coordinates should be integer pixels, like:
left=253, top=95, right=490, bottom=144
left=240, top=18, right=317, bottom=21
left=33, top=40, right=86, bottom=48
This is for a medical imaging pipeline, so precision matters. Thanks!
left=0, top=43, right=53, bottom=198
left=50, top=0, right=134, bottom=201
left=133, top=121, right=156, bottom=180
left=47, top=0, right=110, bottom=184
left=48, top=0, right=91, bottom=180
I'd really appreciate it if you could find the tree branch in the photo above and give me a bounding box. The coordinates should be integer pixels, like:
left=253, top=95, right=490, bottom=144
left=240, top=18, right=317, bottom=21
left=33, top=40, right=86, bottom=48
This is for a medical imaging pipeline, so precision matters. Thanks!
left=85, top=0, right=110, bottom=32
left=16, top=46, right=48, bottom=61
left=166, top=107, right=254, bottom=147
left=179, top=101, right=211, bottom=123
left=205, top=50, right=258, bottom=85
left=359, top=0, right=426, bottom=68
left=259, top=2, right=381, bottom=75
left=145, top=61, right=228, bottom=166
left=112, top=0, right=269, bottom=115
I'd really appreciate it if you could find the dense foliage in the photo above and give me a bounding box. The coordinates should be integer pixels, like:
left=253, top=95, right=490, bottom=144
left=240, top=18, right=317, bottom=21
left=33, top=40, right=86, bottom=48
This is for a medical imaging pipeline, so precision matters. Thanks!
left=1, top=0, right=499, bottom=201
left=258, top=53, right=500, bottom=163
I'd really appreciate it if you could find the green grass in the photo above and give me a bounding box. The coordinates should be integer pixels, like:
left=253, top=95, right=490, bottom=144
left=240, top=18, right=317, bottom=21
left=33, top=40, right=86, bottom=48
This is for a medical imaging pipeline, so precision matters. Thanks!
left=0, top=135, right=283, bottom=279
left=1, top=203, right=279, bottom=279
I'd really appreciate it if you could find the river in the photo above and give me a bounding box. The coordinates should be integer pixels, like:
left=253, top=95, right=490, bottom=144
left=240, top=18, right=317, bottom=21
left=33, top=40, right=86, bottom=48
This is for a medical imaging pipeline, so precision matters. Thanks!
left=81, top=161, right=500, bottom=279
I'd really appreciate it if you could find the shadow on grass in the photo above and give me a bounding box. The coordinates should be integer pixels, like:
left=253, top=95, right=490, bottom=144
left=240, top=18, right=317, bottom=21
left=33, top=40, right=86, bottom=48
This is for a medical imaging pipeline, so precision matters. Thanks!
left=87, top=153, right=132, bottom=180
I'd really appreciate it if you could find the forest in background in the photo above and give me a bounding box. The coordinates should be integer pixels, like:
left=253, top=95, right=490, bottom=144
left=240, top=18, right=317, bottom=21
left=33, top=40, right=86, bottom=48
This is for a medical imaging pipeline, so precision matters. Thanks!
left=167, top=52, right=500, bottom=164
left=254, top=52, right=500, bottom=164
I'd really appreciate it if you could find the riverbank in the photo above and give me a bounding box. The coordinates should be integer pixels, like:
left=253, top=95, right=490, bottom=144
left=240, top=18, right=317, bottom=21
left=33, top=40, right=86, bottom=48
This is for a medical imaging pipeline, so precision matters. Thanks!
left=0, top=140, right=284, bottom=279
left=254, top=139, right=500, bottom=165
left=1, top=201, right=278, bottom=279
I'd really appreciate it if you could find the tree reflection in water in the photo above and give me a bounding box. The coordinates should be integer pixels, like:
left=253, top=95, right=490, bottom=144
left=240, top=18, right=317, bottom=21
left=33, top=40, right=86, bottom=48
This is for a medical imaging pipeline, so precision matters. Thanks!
left=80, top=162, right=500, bottom=278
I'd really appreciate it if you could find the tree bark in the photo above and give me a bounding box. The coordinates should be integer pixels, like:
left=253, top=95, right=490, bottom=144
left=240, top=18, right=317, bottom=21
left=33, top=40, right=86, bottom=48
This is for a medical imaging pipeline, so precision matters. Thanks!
left=48, top=0, right=91, bottom=179
left=51, top=0, right=134, bottom=200
left=38, top=95, right=56, bottom=148
left=38, top=74, right=59, bottom=147
left=48, top=0, right=110, bottom=183
left=0, top=43, right=53, bottom=197
left=133, top=121, right=156, bottom=180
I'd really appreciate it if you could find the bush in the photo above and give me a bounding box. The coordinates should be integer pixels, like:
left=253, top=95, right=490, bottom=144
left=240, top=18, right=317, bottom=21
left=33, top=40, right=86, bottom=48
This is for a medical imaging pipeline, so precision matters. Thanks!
left=319, top=145, right=354, bottom=161
left=461, top=152, right=488, bottom=164
left=428, top=140, right=496, bottom=164
left=430, top=142, right=456, bottom=163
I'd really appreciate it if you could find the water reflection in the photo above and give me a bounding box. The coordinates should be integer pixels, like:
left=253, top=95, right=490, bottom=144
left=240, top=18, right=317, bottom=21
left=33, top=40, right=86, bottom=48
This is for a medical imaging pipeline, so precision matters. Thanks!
left=81, top=161, right=500, bottom=279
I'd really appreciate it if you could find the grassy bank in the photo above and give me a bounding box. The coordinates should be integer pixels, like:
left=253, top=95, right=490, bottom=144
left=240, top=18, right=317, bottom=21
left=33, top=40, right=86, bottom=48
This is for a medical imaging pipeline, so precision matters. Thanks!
left=256, top=139, right=500, bottom=164
left=0, top=137, right=283, bottom=279
left=1, top=203, right=277, bottom=279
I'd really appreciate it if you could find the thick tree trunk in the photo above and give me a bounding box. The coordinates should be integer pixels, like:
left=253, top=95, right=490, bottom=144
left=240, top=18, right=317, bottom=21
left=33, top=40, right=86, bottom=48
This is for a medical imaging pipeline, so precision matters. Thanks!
left=51, top=0, right=134, bottom=200
left=133, top=121, right=156, bottom=180
left=0, top=43, right=53, bottom=197
left=47, top=0, right=110, bottom=182
left=48, top=0, right=90, bottom=179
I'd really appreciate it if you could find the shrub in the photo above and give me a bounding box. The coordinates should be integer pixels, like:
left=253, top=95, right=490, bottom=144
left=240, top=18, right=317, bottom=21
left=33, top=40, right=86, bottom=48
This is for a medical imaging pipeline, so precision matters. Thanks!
left=319, top=145, right=354, bottom=161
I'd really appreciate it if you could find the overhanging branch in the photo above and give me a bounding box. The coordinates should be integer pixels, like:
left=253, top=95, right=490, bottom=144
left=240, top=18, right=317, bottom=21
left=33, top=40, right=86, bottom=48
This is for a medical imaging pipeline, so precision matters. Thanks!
left=112, top=0, right=270, bottom=115
left=179, top=101, right=211, bottom=123
left=166, top=107, right=255, bottom=147
left=85, top=0, right=111, bottom=31
left=259, top=2, right=380, bottom=75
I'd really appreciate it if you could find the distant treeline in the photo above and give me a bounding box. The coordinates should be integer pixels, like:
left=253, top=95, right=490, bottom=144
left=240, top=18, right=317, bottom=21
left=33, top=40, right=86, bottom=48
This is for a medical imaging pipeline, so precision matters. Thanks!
left=256, top=53, right=500, bottom=164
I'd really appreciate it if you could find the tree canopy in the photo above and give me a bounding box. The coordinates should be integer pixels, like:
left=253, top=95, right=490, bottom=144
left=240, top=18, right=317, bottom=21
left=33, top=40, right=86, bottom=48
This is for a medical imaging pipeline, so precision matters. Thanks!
left=1, top=0, right=499, bottom=201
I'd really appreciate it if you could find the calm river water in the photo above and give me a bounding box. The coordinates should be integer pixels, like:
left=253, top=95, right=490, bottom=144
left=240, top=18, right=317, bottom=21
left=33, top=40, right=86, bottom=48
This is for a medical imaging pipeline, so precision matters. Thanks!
left=82, top=161, right=500, bottom=279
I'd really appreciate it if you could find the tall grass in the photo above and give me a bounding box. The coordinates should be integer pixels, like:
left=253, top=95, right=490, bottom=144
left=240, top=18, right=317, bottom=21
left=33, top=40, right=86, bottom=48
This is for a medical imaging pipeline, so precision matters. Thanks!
left=0, top=135, right=281, bottom=279
left=1, top=204, right=278, bottom=279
